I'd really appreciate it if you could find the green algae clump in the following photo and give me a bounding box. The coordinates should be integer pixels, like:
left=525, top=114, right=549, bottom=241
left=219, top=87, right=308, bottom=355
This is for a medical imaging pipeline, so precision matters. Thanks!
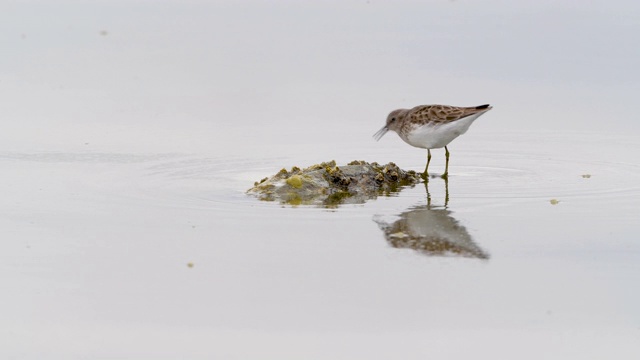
left=285, top=175, right=303, bottom=189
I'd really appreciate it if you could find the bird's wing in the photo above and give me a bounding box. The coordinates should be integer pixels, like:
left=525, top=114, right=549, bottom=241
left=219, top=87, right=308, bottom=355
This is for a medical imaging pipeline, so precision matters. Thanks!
left=408, top=104, right=491, bottom=125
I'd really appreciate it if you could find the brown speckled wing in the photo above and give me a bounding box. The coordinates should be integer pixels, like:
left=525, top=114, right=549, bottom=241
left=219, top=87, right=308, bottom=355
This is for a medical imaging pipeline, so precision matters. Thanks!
left=407, top=105, right=486, bottom=126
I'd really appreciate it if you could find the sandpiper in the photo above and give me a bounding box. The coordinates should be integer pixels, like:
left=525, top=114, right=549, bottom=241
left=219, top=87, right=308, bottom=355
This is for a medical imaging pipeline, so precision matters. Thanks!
left=374, top=104, right=492, bottom=179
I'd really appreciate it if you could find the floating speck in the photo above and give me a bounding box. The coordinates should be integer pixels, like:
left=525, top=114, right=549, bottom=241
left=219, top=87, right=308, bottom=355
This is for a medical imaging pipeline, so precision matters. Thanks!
left=550, top=199, right=560, bottom=205
left=581, top=174, right=591, bottom=178
left=187, top=262, right=194, bottom=268
left=99, top=30, right=108, bottom=36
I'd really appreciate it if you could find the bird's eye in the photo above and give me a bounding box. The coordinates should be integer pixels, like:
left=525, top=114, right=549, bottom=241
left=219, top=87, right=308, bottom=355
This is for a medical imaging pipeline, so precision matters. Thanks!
left=390, top=117, right=396, bottom=123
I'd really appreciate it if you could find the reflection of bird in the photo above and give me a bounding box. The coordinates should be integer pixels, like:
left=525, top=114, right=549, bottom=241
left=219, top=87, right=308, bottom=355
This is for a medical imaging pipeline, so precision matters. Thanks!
left=373, top=179, right=489, bottom=259
left=374, top=104, right=492, bottom=179
left=375, top=207, right=488, bottom=259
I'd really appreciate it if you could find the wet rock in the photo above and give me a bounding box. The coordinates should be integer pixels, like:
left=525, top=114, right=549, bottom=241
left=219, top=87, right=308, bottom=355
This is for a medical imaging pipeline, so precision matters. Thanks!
left=247, top=160, right=421, bottom=206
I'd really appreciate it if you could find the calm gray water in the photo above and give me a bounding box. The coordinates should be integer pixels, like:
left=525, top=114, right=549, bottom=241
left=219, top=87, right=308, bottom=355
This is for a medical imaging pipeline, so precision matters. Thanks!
left=2, top=1, right=640, bottom=359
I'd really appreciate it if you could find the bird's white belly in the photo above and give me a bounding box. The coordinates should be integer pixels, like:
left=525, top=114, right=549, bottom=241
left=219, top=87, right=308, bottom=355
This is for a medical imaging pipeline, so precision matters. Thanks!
left=404, top=113, right=481, bottom=149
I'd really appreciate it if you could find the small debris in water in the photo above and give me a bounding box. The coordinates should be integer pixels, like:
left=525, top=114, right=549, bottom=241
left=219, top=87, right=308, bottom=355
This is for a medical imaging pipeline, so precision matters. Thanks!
left=187, top=262, right=194, bottom=268
left=581, top=174, right=592, bottom=178
left=550, top=199, right=560, bottom=205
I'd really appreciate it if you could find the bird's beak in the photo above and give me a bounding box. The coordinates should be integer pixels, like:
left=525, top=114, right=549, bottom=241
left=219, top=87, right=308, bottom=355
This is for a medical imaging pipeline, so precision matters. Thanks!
left=373, top=125, right=388, bottom=141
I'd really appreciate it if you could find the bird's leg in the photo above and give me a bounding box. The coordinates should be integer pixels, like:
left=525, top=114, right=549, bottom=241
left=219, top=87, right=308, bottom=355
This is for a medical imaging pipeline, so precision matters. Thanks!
left=441, top=146, right=450, bottom=179
left=422, top=149, right=432, bottom=180
left=444, top=175, right=449, bottom=208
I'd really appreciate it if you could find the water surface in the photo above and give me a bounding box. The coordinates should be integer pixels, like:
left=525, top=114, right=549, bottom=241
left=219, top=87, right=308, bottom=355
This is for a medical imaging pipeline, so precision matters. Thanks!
left=2, top=131, right=639, bottom=359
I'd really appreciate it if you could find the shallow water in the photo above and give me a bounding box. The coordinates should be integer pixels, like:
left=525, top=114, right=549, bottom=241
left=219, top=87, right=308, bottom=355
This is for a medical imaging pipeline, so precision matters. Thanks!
left=2, top=130, right=639, bottom=359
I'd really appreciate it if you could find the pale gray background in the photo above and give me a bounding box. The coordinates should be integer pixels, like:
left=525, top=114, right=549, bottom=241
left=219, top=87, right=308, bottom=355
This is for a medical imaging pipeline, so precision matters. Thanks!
left=2, top=1, right=639, bottom=359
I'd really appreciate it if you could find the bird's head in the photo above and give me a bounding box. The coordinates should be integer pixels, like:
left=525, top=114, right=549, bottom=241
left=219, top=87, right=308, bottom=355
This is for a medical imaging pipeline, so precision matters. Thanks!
left=373, top=109, right=406, bottom=141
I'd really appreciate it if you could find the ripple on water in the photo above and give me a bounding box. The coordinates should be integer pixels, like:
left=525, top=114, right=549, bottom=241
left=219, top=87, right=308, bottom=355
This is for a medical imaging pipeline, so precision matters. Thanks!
left=0, top=152, right=182, bottom=164
left=448, top=149, right=640, bottom=202
left=5, top=131, right=637, bottom=211
left=145, top=145, right=640, bottom=210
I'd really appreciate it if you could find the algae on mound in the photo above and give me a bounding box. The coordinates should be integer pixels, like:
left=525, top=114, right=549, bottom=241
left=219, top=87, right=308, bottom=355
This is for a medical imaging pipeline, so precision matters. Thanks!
left=247, top=160, right=421, bottom=207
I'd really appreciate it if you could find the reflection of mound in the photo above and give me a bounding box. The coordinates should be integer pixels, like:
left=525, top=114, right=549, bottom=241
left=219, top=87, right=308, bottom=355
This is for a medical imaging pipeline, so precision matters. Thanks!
left=375, top=207, right=489, bottom=259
